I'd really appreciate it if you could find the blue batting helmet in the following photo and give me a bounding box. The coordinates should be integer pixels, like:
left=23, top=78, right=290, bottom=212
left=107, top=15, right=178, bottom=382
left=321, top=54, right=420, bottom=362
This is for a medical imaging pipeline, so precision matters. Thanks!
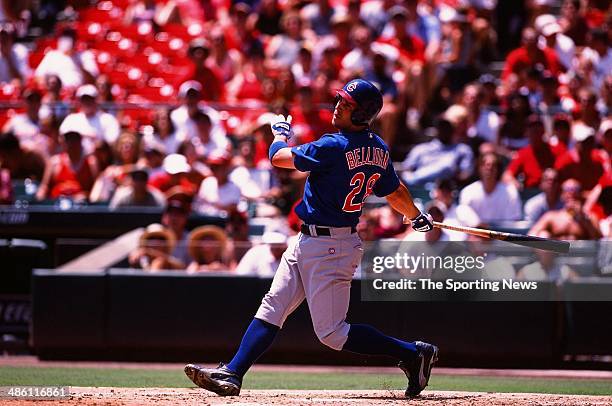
left=336, top=79, right=383, bottom=126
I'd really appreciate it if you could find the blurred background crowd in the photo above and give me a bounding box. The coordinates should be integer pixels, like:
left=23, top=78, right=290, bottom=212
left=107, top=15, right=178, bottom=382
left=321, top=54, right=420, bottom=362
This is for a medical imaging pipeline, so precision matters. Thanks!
left=0, top=0, right=610, bottom=274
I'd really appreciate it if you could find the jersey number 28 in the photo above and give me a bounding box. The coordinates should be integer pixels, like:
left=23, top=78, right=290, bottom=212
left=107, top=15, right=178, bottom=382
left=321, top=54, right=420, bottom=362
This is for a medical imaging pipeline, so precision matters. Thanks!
left=342, top=172, right=381, bottom=212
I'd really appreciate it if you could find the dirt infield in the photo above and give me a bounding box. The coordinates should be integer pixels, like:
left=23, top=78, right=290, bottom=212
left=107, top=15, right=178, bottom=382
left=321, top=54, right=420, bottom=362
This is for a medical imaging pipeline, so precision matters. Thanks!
left=3, top=356, right=612, bottom=380
left=4, top=388, right=612, bottom=405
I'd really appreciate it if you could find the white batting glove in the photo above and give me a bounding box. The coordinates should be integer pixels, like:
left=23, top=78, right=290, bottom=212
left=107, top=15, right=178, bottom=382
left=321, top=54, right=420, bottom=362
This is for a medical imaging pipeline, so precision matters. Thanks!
left=403, top=212, right=434, bottom=232
left=270, top=114, right=293, bottom=140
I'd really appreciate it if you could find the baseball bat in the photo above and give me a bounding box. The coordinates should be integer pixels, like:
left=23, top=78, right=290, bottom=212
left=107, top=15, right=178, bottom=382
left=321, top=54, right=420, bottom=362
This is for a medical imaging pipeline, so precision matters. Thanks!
left=432, top=221, right=570, bottom=254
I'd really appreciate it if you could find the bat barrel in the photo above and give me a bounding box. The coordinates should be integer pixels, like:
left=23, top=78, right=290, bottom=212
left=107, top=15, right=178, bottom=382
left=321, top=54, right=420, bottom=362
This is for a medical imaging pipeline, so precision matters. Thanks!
left=432, top=221, right=570, bottom=254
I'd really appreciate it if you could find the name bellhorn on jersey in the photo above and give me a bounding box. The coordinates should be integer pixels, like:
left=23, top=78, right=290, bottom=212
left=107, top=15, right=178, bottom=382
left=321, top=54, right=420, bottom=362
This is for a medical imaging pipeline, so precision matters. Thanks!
left=345, top=146, right=390, bottom=171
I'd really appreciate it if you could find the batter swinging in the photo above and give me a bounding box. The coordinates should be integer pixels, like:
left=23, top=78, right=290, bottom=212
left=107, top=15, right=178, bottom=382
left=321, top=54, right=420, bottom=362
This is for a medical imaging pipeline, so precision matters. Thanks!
left=185, top=79, right=438, bottom=398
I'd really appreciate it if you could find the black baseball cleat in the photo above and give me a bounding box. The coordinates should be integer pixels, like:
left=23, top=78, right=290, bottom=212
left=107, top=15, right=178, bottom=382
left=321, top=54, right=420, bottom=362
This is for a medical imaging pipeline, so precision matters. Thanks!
left=398, top=341, right=439, bottom=398
left=184, top=363, right=242, bottom=396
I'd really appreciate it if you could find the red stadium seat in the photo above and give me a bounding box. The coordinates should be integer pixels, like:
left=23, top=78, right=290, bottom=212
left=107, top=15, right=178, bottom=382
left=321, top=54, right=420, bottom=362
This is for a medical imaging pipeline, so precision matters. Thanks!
left=95, top=51, right=115, bottom=74
left=75, top=21, right=106, bottom=44
left=109, top=0, right=131, bottom=9
left=108, top=65, right=146, bottom=90
left=98, top=32, right=137, bottom=60
left=146, top=32, right=187, bottom=60
left=128, top=52, right=164, bottom=74
left=107, top=21, right=154, bottom=43
left=119, top=106, right=154, bottom=129
left=0, top=84, right=18, bottom=101
left=162, top=24, right=190, bottom=41
left=132, top=82, right=176, bottom=102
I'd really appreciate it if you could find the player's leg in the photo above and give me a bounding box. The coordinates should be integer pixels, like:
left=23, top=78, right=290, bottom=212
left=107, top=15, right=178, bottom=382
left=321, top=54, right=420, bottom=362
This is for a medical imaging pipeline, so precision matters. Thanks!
left=185, top=236, right=306, bottom=396
left=225, top=242, right=307, bottom=377
left=300, top=234, right=438, bottom=397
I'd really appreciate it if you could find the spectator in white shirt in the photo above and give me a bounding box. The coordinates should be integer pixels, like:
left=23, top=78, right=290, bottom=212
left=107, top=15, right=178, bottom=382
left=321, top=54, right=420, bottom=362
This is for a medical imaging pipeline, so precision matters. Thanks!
left=194, top=151, right=241, bottom=217
left=0, top=23, right=30, bottom=85
left=59, top=84, right=120, bottom=154
left=462, top=83, right=500, bottom=144
left=236, top=231, right=289, bottom=277
left=459, top=152, right=522, bottom=222
left=578, top=28, right=611, bottom=90
left=2, top=88, right=46, bottom=153
left=34, top=27, right=98, bottom=89
left=170, top=80, right=229, bottom=150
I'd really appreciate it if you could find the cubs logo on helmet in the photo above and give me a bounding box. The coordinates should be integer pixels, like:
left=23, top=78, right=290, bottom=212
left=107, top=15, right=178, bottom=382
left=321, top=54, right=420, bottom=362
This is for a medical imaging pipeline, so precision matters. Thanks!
left=337, top=79, right=383, bottom=126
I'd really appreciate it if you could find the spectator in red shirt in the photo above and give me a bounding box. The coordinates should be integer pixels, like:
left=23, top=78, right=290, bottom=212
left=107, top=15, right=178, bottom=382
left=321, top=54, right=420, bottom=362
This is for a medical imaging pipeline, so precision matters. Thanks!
left=148, top=153, right=200, bottom=196
left=187, top=39, right=224, bottom=102
left=36, top=130, right=99, bottom=201
left=289, top=86, right=334, bottom=144
left=502, top=27, right=561, bottom=84
left=378, top=6, right=426, bottom=64
left=555, top=123, right=609, bottom=191
left=504, top=115, right=565, bottom=189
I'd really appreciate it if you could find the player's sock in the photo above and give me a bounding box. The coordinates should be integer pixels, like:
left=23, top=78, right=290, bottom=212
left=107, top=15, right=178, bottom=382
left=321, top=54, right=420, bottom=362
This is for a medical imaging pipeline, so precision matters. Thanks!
left=226, top=318, right=279, bottom=377
left=343, top=323, right=418, bottom=361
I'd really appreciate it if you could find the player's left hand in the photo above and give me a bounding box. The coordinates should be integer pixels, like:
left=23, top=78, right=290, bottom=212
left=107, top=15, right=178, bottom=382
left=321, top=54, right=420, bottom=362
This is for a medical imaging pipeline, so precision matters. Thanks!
left=270, top=114, right=293, bottom=140
left=406, top=212, right=434, bottom=232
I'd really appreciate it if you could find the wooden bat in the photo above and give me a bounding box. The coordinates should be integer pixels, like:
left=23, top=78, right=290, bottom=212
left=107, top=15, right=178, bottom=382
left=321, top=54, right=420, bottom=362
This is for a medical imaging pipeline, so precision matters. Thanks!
left=432, top=221, right=570, bottom=254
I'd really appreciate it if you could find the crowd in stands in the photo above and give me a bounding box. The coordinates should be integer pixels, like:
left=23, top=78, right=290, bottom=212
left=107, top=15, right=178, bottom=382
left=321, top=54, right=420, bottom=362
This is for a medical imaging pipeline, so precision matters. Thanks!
left=0, top=0, right=610, bottom=276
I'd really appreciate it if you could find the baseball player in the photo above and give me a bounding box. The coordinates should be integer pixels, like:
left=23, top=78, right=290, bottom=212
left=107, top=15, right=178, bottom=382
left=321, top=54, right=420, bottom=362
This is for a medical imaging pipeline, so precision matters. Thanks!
left=185, top=79, right=438, bottom=398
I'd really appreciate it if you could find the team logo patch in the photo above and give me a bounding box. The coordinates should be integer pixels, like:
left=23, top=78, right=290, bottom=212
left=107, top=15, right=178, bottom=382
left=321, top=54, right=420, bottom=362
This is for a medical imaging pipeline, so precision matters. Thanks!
left=346, top=82, right=357, bottom=92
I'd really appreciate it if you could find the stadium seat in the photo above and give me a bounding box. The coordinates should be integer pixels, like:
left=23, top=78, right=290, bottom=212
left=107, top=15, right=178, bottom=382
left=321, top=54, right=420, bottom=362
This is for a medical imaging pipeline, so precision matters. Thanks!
left=75, top=21, right=106, bottom=44
left=132, top=82, right=176, bottom=103
left=0, top=84, right=18, bottom=101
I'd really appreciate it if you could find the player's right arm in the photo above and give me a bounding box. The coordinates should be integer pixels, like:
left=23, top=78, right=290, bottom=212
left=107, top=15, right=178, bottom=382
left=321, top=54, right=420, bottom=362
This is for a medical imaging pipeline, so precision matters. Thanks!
left=386, top=183, right=421, bottom=222
left=386, top=183, right=434, bottom=232
left=270, top=146, right=295, bottom=169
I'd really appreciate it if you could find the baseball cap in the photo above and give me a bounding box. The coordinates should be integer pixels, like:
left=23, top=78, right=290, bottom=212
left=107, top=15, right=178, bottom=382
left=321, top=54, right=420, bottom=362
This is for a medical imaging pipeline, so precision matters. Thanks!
left=388, top=5, right=409, bottom=19
left=178, top=80, right=202, bottom=98
left=163, top=153, right=191, bottom=174
left=165, top=199, right=189, bottom=214
left=207, top=150, right=231, bottom=166
left=534, top=14, right=557, bottom=32
left=130, top=167, right=149, bottom=181
left=599, top=119, right=612, bottom=136
left=478, top=73, right=499, bottom=86
left=188, top=38, right=210, bottom=55
left=542, top=23, right=562, bottom=37
left=572, top=123, right=595, bottom=142
left=22, top=88, right=42, bottom=101
left=76, top=84, right=99, bottom=99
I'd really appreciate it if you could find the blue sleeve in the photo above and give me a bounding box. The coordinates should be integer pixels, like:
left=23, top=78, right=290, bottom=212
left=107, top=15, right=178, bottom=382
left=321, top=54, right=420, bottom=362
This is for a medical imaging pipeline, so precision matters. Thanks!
left=373, top=159, right=401, bottom=197
left=457, top=144, right=474, bottom=174
left=291, top=135, right=339, bottom=172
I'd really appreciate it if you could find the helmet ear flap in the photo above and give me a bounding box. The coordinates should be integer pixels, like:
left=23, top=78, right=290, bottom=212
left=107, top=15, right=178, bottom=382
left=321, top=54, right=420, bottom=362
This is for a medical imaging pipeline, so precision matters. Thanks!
left=351, top=108, right=368, bottom=126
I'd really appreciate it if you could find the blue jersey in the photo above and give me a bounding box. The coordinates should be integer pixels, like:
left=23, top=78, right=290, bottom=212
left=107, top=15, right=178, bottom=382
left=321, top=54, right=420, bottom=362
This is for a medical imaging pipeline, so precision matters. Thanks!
left=291, top=129, right=400, bottom=227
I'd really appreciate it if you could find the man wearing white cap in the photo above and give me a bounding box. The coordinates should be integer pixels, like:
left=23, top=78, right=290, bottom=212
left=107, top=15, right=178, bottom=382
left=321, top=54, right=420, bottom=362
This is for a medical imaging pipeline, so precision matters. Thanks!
left=235, top=231, right=289, bottom=277
left=59, top=84, right=120, bottom=154
left=193, top=150, right=241, bottom=216
left=535, top=14, right=575, bottom=70
left=171, top=80, right=229, bottom=151
left=555, top=123, right=609, bottom=191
